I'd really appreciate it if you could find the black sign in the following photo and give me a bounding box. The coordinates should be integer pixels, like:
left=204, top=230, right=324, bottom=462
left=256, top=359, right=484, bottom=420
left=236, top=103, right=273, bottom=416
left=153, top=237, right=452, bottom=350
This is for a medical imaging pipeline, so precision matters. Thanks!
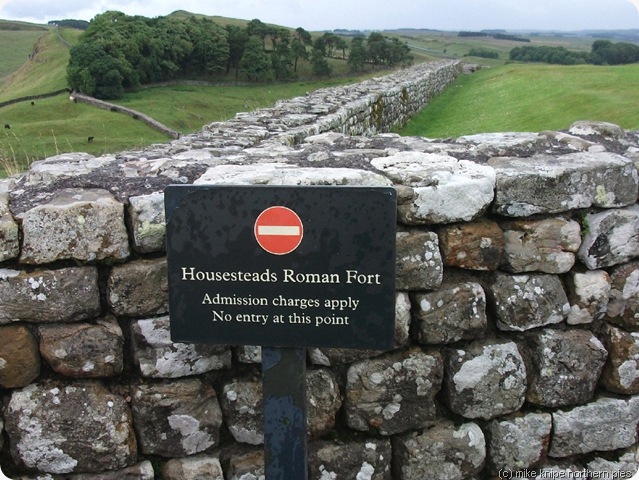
left=164, top=185, right=396, bottom=350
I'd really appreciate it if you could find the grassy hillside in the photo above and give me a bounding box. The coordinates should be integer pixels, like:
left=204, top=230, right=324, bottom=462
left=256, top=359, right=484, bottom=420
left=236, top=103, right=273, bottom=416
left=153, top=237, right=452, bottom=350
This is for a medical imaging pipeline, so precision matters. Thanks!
left=400, top=63, right=639, bottom=138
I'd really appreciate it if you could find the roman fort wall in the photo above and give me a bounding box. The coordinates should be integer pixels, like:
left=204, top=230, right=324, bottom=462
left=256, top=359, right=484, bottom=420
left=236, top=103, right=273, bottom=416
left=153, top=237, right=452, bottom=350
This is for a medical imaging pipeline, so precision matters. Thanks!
left=1, top=59, right=639, bottom=479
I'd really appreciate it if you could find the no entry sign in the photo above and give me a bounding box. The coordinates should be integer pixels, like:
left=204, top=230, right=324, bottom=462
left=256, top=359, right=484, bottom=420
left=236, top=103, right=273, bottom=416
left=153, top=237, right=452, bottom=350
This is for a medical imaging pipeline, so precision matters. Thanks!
left=254, top=206, right=304, bottom=255
left=164, top=185, right=397, bottom=350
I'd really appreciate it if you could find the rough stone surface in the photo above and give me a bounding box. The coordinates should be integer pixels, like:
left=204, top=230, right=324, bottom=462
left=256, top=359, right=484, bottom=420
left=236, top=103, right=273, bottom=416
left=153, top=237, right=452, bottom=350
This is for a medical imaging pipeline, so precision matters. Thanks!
left=225, top=449, right=265, bottom=480
left=220, top=379, right=264, bottom=445
left=487, top=272, right=570, bottom=331
left=306, top=368, right=343, bottom=438
left=396, top=230, right=443, bottom=290
left=0, top=178, right=18, bottom=262
left=500, top=217, right=582, bottom=273
left=345, top=348, right=443, bottom=435
left=0, top=325, right=40, bottom=388
left=438, top=219, right=504, bottom=270
left=489, top=152, right=638, bottom=217
left=62, top=461, right=155, bottom=480
left=549, top=395, right=639, bottom=457
left=162, top=455, right=224, bottom=480
left=18, top=188, right=130, bottom=264
left=443, top=339, right=527, bottom=420
left=5, top=380, right=136, bottom=474
left=131, top=316, right=231, bottom=377
left=579, top=206, right=639, bottom=269
left=392, top=421, right=486, bottom=480
left=131, top=378, right=222, bottom=457
left=605, top=261, right=639, bottom=331
left=485, top=412, right=552, bottom=474
left=411, top=282, right=486, bottom=344
left=107, top=258, right=169, bottom=317
left=565, top=269, right=611, bottom=325
left=525, top=329, right=608, bottom=407
left=308, top=439, right=392, bottom=480
left=38, top=317, right=123, bottom=378
left=128, top=191, right=166, bottom=253
left=0, top=267, right=100, bottom=324
left=600, top=324, right=639, bottom=394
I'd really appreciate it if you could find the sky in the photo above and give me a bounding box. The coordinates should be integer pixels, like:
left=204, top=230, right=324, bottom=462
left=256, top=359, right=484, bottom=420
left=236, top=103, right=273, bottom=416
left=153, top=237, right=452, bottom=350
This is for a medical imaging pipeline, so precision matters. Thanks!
left=0, top=0, right=638, bottom=32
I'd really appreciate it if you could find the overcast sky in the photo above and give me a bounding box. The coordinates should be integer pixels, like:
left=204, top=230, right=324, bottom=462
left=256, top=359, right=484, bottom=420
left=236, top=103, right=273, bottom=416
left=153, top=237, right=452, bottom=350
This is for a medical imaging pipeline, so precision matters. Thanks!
left=0, top=0, right=638, bottom=32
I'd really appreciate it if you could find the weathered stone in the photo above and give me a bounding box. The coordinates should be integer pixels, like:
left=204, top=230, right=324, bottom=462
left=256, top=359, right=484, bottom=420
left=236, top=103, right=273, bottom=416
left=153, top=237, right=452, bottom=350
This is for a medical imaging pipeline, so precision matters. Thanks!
left=392, top=421, right=485, bottom=480
left=396, top=230, right=442, bottom=290
left=131, top=378, right=222, bottom=457
left=371, top=151, right=495, bottom=225
left=220, top=379, right=264, bottom=445
left=131, top=316, right=231, bottom=378
left=128, top=191, right=166, bottom=253
left=525, top=329, right=608, bottom=407
left=63, top=461, right=155, bottom=480
left=0, top=187, right=19, bottom=260
left=225, top=449, right=264, bottom=480
left=438, top=219, right=504, bottom=270
left=578, top=206, right=639, bottom=269
left=500, top=217, right=582, bottom=273
left=605, top=261, right=639, bottom=331
left=443, top=339, right=527, bottom=420
left=344, top=348, right=443, bottom=435
left=22, top=153, right=116, bottom=185
left=38, top=317, right=123, bottom=378
left=236, top=345, right=262, bottom=363
left=600, top=324, right=639, bottom=394
left=5, top=380, right=136, bottom=474
left=490, top=152, right=638, bottom=217
left=0, top=267, right=100, bottom=324
left=487, top=272, right=569, bottom=331
left=162, top=455, right=224, bottom=480
left=307, top=368, right=342, bottom=438
left=485, top=412, right=552, bottom=474
left=456, top=131, right=548, bottom=157
left=565, top=269, right=611, bottom=325
left=0, top=325, right=40, bottom=388
left=308, top=439, right=392, bottom=480
left=107, top=258, right=169, bottom=317
left=569, top=120, right=626, bottom=139
left=585, top=447, right=639, bottom=478
left=549, top=395, right=639, bottom=457
left=19, top=188, right=130, bottom=264
left=411, top=282, right=486, bottom=344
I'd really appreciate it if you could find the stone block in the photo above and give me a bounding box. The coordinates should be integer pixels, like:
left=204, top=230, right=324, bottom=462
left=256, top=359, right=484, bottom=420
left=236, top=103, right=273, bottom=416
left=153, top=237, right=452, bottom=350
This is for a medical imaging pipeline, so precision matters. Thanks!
left=605, top=261, right=639, bottom=331
left=220, top=379, right=264, bottom=445
left=485, top=412, right=552, bottom=474
left=107, top=258, right=168, bottom=317
left=64, top=461, right=155, bottom=480
left=600, top=324, right=639, bottom=394
left=131, top=378, right=222, bottom=457
left=565, top=269, right=611, bottom=325
left=306, top=368, right=343, bottom=439
left=309, top=439, right=392, bottom=480
left=371, top=151, right=495, bottom=225
left=345, top=348, right=443, bottom=435
left=579, top=206, right=639, bottom=269
left=525, top=329, right=608, bottom=407
left=162, top=455, right=224, bottom=480
left=443, top=339, right=527, bottom=420
left=19, top=188, right=130, bottom=264
left=549, top=395, right=639, bottom=457
left=0, top=213, right=19, bottom=262
left=131, top=316, right=231, bottom=378
left=128, top=192, right=166, bottom=253
left=500, top=217, right=581, bottom=274
left=438, top=219, right=504, bottom=270
left=490, top=152, right=638, bottom=217
left=392, top=421, right=485, bottom=480
left=411, top=282, right=487, bottom=345
left=38, top=317, right=123, bottom=378
left=487, top=272, right=569, bottom=332
left=396, top=230, right=442, bottom=291
left=0, top=267, right=100, bottom=324
left=0, top=325, right=40, bottom=388
left=5, top=380, right=136, bottom=474
left=225, top=450, right=264, bottom=480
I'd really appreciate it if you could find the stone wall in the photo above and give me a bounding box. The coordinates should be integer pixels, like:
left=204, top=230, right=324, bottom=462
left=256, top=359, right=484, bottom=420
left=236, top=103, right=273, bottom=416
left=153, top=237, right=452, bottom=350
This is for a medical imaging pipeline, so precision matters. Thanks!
left=1, top=59, right=639, bottom=479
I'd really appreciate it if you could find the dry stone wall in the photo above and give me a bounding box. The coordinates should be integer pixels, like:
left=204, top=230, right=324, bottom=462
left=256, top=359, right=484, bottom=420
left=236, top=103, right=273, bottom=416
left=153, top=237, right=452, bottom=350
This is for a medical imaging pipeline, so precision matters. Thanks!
left=1, top=59, right=639, bottom=479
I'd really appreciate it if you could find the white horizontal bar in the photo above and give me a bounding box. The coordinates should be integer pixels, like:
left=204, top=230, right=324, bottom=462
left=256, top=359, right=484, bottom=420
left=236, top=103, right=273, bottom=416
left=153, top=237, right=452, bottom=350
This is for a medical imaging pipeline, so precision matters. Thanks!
left=258, top=226, right=300, bottom=236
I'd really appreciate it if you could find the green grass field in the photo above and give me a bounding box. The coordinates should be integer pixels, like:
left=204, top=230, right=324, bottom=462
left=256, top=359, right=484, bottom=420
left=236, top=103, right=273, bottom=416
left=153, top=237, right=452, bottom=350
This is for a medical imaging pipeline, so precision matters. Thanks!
left=399, top=63, right=639, bottom=138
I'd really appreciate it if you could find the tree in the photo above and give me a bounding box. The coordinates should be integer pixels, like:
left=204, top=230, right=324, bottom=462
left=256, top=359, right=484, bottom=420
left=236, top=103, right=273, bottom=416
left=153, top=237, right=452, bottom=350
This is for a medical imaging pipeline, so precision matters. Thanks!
left=311, top=37, right=332, bottom=76
left=241, top=36, right=274, bottom=82
left=271, top=38, right=294, bottom=80
left=225, top=25, right=248, bottom=78
left=347, top=36, right=367, bottom=72
left=247, top=19, right=271, bottom=51
left=187, top=18, right=229, bottom=78
left=67, top=42, right=125, bottom=98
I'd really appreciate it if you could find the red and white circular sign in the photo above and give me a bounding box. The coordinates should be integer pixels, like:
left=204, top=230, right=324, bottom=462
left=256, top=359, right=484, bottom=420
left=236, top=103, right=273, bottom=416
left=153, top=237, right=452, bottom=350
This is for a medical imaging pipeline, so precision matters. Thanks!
left=254, top=206, right=304, bottom=255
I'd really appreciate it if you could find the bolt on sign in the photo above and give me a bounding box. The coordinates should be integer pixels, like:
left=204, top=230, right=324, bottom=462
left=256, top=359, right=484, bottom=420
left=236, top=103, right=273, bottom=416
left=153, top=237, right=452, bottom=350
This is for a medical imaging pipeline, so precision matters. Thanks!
left=164, top=185, right=397, bottom=350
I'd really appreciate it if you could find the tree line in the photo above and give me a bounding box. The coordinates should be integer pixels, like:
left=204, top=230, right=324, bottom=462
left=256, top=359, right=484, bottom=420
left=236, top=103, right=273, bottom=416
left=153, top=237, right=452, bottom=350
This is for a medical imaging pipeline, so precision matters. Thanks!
left=66, top=12, right=413, bottom=99
left=509, top=40, right=639, bottom=65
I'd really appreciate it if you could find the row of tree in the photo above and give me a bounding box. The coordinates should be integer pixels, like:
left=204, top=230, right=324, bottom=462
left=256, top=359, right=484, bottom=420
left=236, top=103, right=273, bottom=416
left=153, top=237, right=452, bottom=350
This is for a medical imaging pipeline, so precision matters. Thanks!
left=66, top=12, right=413, bottom=99
left=509, top=40, right=639, bottom=65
